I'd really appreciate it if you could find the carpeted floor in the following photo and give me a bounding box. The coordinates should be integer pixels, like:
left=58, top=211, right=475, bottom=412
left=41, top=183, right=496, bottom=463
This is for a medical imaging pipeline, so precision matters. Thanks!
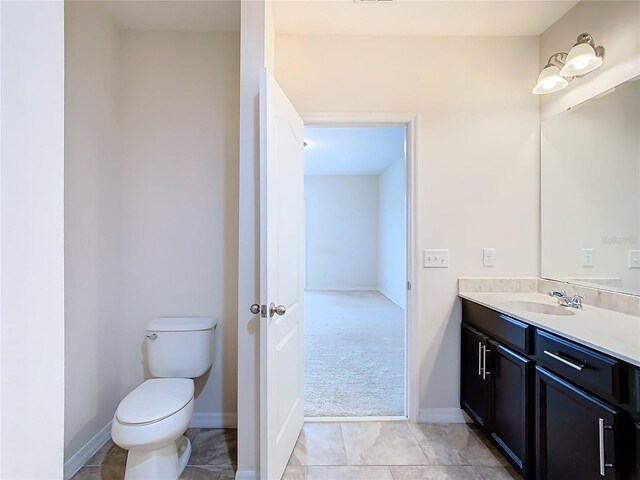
left=304, top=290, right=405, bottom=417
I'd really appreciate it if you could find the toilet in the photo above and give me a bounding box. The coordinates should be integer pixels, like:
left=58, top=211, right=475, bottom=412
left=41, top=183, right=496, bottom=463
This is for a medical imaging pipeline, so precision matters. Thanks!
left=112, top=317, right=216, bottom=480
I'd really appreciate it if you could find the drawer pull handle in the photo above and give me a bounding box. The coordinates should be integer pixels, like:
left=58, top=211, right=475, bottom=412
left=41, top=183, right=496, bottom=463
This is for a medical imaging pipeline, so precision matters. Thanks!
left=543, top=350, right=585, bottom=371
left=478, top=342, right=482, bottom=376
left=598, top=418, right=614, bottom=476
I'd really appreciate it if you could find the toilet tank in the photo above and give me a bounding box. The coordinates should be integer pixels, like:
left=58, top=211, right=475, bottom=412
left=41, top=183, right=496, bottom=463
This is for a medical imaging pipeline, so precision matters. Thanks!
left=146, top=317, right=216, bottom=378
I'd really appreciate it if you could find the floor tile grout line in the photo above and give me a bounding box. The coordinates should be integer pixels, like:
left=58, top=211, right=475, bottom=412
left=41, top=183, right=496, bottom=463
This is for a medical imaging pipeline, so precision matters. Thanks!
left=406, top=420, right=433, bottom=466
left=338, top=422, right=351, bottom=466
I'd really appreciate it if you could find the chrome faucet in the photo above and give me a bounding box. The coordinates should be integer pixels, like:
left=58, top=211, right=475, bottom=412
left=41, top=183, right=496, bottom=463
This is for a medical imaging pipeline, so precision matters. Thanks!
left=549, top=290, right=584, bottom=309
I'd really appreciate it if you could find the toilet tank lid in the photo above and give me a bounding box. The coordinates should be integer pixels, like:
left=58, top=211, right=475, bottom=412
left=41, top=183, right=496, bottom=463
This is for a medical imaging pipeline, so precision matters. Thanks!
left=148, top=317, right=217, bottom=332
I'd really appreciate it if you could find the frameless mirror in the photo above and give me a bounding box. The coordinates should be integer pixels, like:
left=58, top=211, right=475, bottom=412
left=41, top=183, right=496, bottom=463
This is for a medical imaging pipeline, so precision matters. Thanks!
left=541, top=78, right=640, bottom=296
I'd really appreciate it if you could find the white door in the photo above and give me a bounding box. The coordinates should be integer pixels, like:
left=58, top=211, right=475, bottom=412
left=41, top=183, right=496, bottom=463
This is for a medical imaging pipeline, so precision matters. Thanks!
left=259, top=68, right=305, bottom=480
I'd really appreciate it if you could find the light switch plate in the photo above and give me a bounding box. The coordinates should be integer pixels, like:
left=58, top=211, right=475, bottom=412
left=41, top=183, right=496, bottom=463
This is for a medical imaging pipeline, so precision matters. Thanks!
left=424, top=249, right=449, bottom=268
left=629, top=250, right=640, bottom=269
left=582, top=248, right=594, bottom=267
left=483, top=248, right=495, bottom=267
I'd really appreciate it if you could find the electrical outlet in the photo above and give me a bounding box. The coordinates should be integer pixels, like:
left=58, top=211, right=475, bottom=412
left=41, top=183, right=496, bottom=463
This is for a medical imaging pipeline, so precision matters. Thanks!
left=629, top=250, right=640, bottom=269
left=424, top=249, right=449, bottom=268
left=582, top=248, right=594, bottom=267
left=483, top=248, right=495, bottom=267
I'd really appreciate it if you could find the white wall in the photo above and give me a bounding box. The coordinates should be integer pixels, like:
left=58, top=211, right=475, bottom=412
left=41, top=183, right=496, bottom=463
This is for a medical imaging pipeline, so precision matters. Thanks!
left=539, top=1, right=640, bottom=119
left=378, top=158, right=407, bottom=309
left=0, top=1, right=66, bottom=477
left=305, top=175, right=379, bottom=291
left=64, top=1, right=121, bottom=461
left=117, top=29, right=239, bottom=421
left=275, top=34, right=540, bottom=416
left=64, top=9, right=240, bottom=463
left=237, top=1, right=271, bottom=475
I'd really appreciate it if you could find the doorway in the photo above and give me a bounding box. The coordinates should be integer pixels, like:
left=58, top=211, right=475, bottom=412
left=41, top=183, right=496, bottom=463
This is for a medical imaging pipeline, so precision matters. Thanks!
left=302, top=124, right=409, bottom=419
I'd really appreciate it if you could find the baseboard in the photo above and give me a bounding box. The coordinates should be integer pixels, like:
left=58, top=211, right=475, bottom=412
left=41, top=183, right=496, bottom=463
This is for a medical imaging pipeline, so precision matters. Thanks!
left=417, top=408, right=468, bottom=424
left=190, top=412, right=238, bottom=429
left=377, top=289, right=407, bottom=310
left=63, top=421, right=112, bottom=480
left=305, top=287, right=378, bottom=292
left=235, top=470, right=257, bottom=480
left=306, top=415, right=406, bottom=423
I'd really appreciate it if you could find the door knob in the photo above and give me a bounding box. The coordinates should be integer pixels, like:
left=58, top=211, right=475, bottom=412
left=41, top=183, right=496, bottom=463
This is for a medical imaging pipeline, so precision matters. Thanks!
left=269, top=302, right=286, bottom=317
left=250, top=304, right=260, bottom=315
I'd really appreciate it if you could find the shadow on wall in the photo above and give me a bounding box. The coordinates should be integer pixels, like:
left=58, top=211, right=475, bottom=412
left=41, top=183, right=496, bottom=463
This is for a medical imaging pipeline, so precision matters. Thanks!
left=419, top=297, right=463, bottom=418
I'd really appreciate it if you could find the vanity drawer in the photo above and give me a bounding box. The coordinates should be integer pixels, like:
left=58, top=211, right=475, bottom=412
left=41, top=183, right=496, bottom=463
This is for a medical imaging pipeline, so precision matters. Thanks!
left=534, top=329, right=621, bottom=403
left=462, top=300, right=531, bottom=354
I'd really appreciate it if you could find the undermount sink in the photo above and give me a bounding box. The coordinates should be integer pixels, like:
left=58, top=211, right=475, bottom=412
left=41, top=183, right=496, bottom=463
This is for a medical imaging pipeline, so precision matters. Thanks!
left=500, top=300, right=576, bottom=316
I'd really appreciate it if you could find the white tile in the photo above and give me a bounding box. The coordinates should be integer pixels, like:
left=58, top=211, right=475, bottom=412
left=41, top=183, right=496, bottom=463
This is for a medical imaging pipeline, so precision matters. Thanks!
left=341, top=422, right=428, bottom=466
left=307, top=466, right=393, bottom=480
left=289, top=423, right=347, bottom=466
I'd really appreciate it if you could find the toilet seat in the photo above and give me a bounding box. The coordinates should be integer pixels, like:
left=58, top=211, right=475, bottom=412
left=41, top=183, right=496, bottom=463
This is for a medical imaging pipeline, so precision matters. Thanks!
left=116, top=378, right=194, bottom=426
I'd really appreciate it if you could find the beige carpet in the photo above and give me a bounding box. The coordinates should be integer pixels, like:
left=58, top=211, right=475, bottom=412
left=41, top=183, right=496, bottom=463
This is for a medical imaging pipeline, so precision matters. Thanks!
left=304, top=290, right=405, bottom=417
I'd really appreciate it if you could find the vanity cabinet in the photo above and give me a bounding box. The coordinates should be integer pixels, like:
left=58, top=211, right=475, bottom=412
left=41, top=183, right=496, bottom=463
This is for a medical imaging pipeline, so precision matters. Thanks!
left=490, top=341, right=532, bottom=475
left=536, top=366, right=621, bottom=479
left=460, top=312, right=532, bottom=477
left=461, top=324, right=490, bottom=427
left=461, top=298, right=638, bottom=480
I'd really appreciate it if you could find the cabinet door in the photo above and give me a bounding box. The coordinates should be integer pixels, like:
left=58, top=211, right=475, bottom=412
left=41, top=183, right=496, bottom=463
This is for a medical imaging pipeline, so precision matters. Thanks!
left=490, top=340, right=531, bottom=477
left=461, top=323, right=490, bottom=428
left=536, top=367, right=621, bottom=480
left=635, top=423, right=640, bottom=480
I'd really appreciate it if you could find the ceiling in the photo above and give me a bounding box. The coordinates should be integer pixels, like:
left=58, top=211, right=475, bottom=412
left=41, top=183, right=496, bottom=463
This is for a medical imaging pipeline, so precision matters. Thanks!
left=100, top=0, right=576, bottom=36
left=272, top=0, right=578, bottom=37
left=304, top=126, right=406, bottom=176
left=104, top=1, right=240, bottom=31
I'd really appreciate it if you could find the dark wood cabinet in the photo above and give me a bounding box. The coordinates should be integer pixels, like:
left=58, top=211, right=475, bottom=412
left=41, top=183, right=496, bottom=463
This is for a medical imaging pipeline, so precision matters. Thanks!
left=634, top=423, right=640, bottom=480
left=461, top=297, right=639, bottom=480
left=461, top=323, right=490, bottom=428
left=461, top=322, right=532, bottom=478
left=536, top=366, right=621, bottom=480
left=490, top=340, right=532, bottom=476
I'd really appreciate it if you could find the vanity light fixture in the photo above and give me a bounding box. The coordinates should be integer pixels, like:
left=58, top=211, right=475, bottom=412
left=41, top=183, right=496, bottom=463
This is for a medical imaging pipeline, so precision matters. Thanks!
left=560, top=33, right=605, bottom=77
left=532, top=33, right=605, bottom=95
left=533, top=53, right=570, bottom=95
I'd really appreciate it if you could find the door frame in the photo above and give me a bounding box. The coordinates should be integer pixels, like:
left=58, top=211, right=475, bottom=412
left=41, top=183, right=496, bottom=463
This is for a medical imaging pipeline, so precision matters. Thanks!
left=301, top=112, right=420, bottom=423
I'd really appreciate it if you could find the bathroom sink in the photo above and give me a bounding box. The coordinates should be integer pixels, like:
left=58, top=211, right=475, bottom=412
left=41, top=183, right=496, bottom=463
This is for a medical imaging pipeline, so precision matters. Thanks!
left=500, top=300, right=576, bottom=316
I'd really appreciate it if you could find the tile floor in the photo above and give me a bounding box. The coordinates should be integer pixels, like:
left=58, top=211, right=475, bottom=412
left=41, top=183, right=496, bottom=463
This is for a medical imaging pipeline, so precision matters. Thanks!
left=284, top=421, right=523, bottom=480
left=71, top=428, right=236, bottom=480
left=72, top=421, right=522, bottom=480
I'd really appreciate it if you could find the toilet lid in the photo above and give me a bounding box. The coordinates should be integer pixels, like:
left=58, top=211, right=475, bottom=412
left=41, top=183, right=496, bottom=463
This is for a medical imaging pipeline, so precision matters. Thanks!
left=116, top=378, right=194, bottom=425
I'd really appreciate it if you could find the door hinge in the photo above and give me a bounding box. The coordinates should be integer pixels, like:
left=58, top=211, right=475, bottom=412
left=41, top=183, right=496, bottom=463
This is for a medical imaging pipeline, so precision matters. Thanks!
left=407, top=281, right=411, bottom=291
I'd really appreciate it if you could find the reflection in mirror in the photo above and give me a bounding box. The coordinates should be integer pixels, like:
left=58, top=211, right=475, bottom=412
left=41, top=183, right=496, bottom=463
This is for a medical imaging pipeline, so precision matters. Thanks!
left=541, top=78, right=640, bottom=296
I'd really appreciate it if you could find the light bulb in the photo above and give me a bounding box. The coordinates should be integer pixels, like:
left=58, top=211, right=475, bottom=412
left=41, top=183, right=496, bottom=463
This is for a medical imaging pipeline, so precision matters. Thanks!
left=572, top=59, right=590, bottom=71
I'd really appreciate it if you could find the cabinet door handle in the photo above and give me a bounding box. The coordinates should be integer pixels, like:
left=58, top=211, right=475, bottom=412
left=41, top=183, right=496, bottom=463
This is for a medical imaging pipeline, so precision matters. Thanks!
left=598, top=418, right=614, bottom=476
left=482, top=346, right=491, bottom=380
left=478, top=342, right=483, bottom=376
left=543, top=350, right=585, bottom=371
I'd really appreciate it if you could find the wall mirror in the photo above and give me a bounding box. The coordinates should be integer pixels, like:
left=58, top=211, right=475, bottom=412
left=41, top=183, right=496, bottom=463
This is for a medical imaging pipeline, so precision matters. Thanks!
left=541, top=77, right=640, bottom=296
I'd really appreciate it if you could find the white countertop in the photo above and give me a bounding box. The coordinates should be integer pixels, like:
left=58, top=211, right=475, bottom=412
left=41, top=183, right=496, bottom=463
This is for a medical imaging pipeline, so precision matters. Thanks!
left=459, top=291, right=640, bottom=367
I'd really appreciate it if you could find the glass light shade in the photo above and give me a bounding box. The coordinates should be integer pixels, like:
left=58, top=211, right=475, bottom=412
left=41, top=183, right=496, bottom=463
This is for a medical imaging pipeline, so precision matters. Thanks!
left=560, top=42, right=603, bottom=77
left=532, top=65, right=569, bottom=95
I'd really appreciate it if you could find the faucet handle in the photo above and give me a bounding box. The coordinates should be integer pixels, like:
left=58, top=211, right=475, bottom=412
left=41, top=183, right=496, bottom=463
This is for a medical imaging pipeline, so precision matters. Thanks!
left=569, top=293, right=584, bottom=308
left=548, top=290, right=567, bottom=297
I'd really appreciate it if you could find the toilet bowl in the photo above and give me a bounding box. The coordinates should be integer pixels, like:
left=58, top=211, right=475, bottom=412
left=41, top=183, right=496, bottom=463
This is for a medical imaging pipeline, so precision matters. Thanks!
left=112, top=317, right=216, bottom=480
left=112, top=378, right=195, bottom=480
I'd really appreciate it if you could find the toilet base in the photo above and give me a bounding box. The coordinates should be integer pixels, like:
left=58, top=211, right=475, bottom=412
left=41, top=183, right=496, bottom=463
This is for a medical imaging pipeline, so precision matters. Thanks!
left=124, top=435, right=191, bottom=480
